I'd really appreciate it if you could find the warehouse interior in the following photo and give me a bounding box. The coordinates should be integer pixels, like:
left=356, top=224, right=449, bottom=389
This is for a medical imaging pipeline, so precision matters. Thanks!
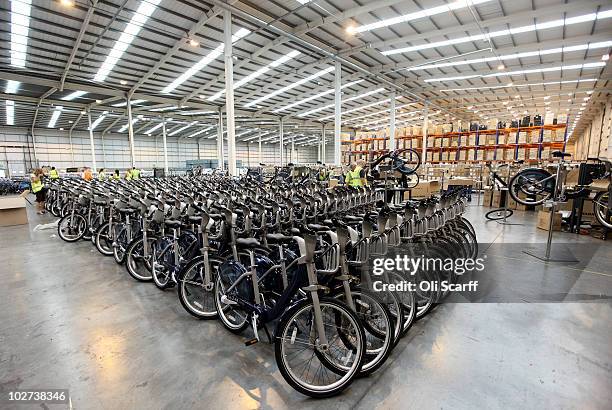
left=0, top=0, right=611, bottom=408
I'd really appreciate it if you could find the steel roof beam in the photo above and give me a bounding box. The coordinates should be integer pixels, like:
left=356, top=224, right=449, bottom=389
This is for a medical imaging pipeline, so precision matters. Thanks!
left=60, top=0, right=99, bottom=91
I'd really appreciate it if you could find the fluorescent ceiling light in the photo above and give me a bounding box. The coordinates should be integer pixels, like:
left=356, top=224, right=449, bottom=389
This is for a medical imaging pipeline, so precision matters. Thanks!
left=149, top=105, right=178, bottom=112
left=319, top=96, right=404, bottom=121
left=10, top=0, right=32, bottom=67
left=62, top=90, right=88, bottom=101
left=178, top=110, right=216, bottom=115
left=273, top=80, right=364, bottom=113
left=186, top=126, right=214, bottom=138
left=439, top=78, right=598, bottom=92
left=382, top=11, right=612, bottom=56
left=112, top=99, right=147, bottom=107
left=169, top=121, right=197, bottom=136
left=163, top=28, right=250, bottom=93
left=94, top=0, right=162, bottom=82
left=298, top=88, right=386, bottom=117
left=244, top=66, right=334, bottom=108
left=144, top=121, right=165, bottom=134
left=406, top=41, right=612, bottom=72
left=208, top=50, right=301, bottom=101
left=349, top=0, right=493, bottom=34
left=90, top=111, right=109, bottom=130
left=5, top=80, right=19, bottom=94
left=118, top=118, right=138, bottom=133
left=424, top=62, right=606, bottom=83
left=48, top=106, right=63, bottom=128
left=6, top=101, right=15, bottom=125
left=344, top=103, right=412, bottom=123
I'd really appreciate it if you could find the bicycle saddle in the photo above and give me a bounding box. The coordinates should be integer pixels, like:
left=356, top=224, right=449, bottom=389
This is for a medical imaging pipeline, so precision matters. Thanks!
left=119, top=208, right=137, bottom=215
left=266, top=233, right=293, bottom=244
left=164, top=219, right=182, bottom=228
left=552, top=151, right=571, bottom=158
left=235, top=238, right=261, bottom=248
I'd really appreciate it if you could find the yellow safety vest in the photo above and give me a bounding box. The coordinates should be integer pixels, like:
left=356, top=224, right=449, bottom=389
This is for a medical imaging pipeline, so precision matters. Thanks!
left=113, top=173, right=120, bottom=180
left=98, top=172, right=106, bottom=181
left=49, top=169, right=59, bottom=179
left=125, top=172, right=132, bottom=180
left=131, top=169, right=141, bottom=179
left=31, top=178, right=43, bottom=193
left=347, top=166, right=363, bottom=187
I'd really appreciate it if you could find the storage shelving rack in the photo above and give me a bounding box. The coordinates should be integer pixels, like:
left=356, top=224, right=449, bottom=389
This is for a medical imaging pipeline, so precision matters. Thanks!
left=342, top=123, right=568, bottom=165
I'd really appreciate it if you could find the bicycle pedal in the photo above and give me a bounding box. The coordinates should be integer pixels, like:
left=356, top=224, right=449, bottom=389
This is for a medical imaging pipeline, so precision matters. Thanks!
left=244, top=338, right=258, bottom=346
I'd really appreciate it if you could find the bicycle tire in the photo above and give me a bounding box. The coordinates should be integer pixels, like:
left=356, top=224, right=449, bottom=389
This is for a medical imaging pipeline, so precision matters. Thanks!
left=125, top=236, right=155, bottom=282
left=177, top=255, right=222, bottom=319
left=508, top=168, right=554, bottom=206
left=274, top=297, right=365, bottom=399
left=485, top=208, right=514, bottom=221
left=57, top=214, right=87, bottom=242
left=593, top=191, right=612, bottom=229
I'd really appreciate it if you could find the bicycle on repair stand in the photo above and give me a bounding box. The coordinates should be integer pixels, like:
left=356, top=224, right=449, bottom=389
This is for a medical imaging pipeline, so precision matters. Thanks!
left=484, top=160, right=523, bottom=221
left=368, top=148, right=421, bottom=202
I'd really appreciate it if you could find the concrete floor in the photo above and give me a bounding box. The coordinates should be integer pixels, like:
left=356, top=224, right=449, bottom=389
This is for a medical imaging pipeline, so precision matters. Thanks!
left=0, top=200, right=611, bottom=409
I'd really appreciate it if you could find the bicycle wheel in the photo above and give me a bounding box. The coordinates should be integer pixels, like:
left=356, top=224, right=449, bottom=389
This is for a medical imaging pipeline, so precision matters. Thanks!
left=332, top=289, right=394, bottom=376
left=508, top=168, right=554, bottom=205
left=113, top=225, right=128, bottom=264
left=151, top=236, right=176, bottom=290
left=485, top=208, right=514, bottom=221
left=393, top=148, right=421, bottom=175
left=386, top=271, right=416, bottom=339
left=125, top=236, right=155, bottom=282
left=177, top=256, right=222, bottom=319
left=213, top=269, right=250, bottom=333
left=593, top=191, right=612, bottom=229
left=95, top=222, right=114, bottom=256
left=57, top=214, right=87, bottom=242
left=275, top=297, right=365, bottom=398
left=405, top=173, right=420, bottom=189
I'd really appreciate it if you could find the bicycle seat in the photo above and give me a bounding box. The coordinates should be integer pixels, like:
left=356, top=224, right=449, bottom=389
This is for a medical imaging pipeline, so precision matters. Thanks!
left=94, top=199, right=107, bottom=206
left=236, top=238, right=261, bottom=249
left=119, top=208, right=137, bottom=215
left=266, top=233, right=293, bottom=243
left=165, top=219, right=182, bottom=228
left=552, top=151, right=571, bottom=158
left=188, top=216, right=202, bottom=224
left=344, top=215, right=363, bottom=222
left=307, top=224, right=328, bottom=232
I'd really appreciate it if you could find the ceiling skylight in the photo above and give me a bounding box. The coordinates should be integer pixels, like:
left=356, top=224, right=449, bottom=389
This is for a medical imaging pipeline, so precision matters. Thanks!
left=48, top=106, right=64, bottom=128
left=94, top=0, right=162, bottom=82
left=244, top=66, right=334, bottom=108
left=10, top=0, right=32, bottom=67
left=162, top=28, right=250, bottom=94
left=208, top=50, right=302, bottom=102
left=273, top=79, right=364, bottom=113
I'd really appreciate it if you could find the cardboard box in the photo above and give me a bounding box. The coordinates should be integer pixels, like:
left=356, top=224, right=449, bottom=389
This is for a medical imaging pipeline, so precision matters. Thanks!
left=483, top=189, right=493, bottom=206
left=491, top=191, right=507, bottom=208
left=0, top=195, right=28, bottom=227
left=328, top=178, right=339, bottom=188
left=536, top=210, right=562, bottom=231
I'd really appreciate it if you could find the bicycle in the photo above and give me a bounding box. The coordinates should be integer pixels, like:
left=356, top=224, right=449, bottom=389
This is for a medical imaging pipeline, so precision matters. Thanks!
left=483, top=161, right=523, bottom=221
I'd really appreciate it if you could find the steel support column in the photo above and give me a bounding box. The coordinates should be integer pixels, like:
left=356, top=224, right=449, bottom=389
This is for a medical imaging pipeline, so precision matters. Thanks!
left=389, top=92, right=396, bottom=151
left=258, top=130, right=262, bottom=164
left=87, top=109, right=97, bottom=172
left=322, top=123, right=326, bottom=163
left=279, top=119, right=284, bottom=166
left=217, top=109, right=224, bottom=170
left=126, top=95, right=136, bottom=167
left=422, top=105, right=429, bottom=165
left=162, top=118, right=169, bottom=174
left=224, top=10, right=237, bottom=176
left=334, top=61, right=341, bottom=165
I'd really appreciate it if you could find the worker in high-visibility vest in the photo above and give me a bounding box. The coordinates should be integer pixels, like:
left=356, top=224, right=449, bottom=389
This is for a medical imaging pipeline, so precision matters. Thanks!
left=31, top=168, right=46, bottom=214
left=131, top=166, right=141, bottom=180
left=125, top=169, right=132, bottom=180
left=112, top=169, right=120, bottom=180
left=98, top=168, right=107, bottom=181
left=49, top=166, right=59, bottom=179
left=346, top=163, right=364, bottom=187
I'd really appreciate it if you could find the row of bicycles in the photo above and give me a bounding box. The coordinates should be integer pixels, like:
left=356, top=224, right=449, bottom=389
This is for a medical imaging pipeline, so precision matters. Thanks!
left=46, top=164, right=477, bottom=398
